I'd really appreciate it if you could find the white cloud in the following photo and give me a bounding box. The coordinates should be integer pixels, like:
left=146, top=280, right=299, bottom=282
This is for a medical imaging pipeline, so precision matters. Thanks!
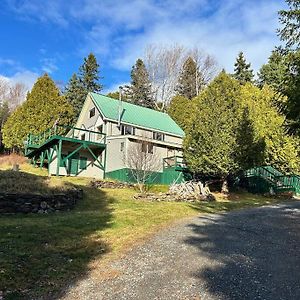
left=103, top=82, right=130, bottom=95
left=5, top=0, right=287, bottom=75
left=0, top=70, right=39, bottom=91
left=40, top=58, right=58, bottom=74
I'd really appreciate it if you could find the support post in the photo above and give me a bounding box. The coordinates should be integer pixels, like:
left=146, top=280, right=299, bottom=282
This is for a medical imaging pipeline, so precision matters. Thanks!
left=103, top=147, right=107, bottom=179
left=56, top=139, right=62, bottom=176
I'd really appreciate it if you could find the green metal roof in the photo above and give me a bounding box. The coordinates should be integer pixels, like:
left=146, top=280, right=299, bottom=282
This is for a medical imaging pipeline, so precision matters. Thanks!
left=90, top=93, right=184, bottom=137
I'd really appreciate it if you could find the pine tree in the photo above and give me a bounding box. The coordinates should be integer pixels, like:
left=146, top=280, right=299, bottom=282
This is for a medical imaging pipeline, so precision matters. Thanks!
left=233, top=52, right=254, bottom=84
left=65, top=53, right=102, bottom=121
left=176, top=57, right=203, bottom=99
left=257, top=50, right=288, bottom=93
left=2, top=74, right=74, bottom=149
left=278, top=0, right=300, bottom=49
left=79, top=53, right=103, bottom=93
left=65, top=73, right=86, bottom=122
left=128, top=59, right=154, bottom=108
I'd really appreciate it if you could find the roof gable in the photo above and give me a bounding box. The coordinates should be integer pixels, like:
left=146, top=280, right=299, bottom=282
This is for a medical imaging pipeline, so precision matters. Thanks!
left=90, top=93, right=184, bottom=137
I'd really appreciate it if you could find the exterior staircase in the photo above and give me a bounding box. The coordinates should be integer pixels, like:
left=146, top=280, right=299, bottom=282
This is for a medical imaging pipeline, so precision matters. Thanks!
left=243, top=166, right=300, bottom=195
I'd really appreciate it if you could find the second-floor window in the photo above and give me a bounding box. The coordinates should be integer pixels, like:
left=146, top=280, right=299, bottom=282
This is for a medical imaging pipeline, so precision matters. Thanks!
left=89, top=107, right=95, bottom=118
left=153, top=131, right=164, bottom=141
left=121, top=125, right=135, bottom=135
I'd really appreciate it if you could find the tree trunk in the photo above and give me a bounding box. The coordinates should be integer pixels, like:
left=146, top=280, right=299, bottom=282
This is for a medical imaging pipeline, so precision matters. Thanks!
left=221, top=178, right=229, bottom=194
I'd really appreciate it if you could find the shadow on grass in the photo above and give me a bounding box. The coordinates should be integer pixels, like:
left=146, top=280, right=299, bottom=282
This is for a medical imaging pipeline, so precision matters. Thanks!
left=185, top=201, right=300, bottom=300
left=0, top=169, right=75, bottom=194
left=0, top=172, right=114, bottom=299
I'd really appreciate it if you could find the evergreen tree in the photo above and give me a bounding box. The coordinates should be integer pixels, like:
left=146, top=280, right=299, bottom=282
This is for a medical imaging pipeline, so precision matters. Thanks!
left=184, top=72, right=242, bottom=184
left=79, top=53, right=103, bottom=93
left=65, top=73, right=86, bottom=122
left=176, top=57, right=203, bottom=99
left=0, top=101, right=10, bottom=150
left=168, top=95, right=194, bottom=131
left=257, top=50, right=288, bottom=93
left=278, top=0, right=300, bottom=49
left=2, top=74, right=74, bottom=149
left=257, top=49, right=300, bottom=134
left=238, top=83, right=300, bottom=173
left=65, top=53, right=102, bottom=121
left=233, top=52, right=254, bottom=84
left=128, top=59, right=154, bottom=108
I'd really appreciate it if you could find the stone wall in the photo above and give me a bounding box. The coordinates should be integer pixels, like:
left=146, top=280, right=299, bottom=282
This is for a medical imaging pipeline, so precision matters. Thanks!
left=0, top=189, right=83, bottom=214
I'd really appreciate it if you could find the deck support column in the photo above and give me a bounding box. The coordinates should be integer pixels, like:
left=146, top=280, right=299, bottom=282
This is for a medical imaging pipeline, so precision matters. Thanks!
left=56, top=140, right=62, bottom=176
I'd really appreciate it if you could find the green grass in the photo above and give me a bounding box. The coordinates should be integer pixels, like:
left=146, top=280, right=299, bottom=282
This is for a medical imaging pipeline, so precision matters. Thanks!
left=0, top=164, right=296, bottom=299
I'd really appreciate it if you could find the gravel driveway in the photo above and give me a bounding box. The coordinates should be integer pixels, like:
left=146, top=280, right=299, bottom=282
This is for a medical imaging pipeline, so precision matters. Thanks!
left=63, top=201, right=300, bottom=300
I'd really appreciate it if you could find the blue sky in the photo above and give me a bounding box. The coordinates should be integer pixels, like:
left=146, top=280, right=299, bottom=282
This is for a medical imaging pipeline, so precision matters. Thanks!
left=0, top=0, right=286, bottom=93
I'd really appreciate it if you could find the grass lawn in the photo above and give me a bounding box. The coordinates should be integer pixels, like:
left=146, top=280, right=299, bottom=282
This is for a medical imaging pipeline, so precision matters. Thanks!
left=0, top=163, right=296, bottom=299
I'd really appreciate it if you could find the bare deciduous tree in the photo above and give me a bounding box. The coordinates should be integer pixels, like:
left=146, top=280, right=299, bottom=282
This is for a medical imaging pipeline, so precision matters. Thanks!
left=144, top=44, right=218, bottom=110
left=123, top=140, right=161, bottom=192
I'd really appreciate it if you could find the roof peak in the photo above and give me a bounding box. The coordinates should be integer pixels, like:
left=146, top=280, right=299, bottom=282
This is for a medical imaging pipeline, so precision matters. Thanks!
left=89, top=92, right=168, bottom=115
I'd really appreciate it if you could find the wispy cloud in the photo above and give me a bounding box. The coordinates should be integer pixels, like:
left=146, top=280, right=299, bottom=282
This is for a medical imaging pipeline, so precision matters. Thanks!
left=4, top=0, right=286, bottom=76
left=40, top=58, right=58, bottom=74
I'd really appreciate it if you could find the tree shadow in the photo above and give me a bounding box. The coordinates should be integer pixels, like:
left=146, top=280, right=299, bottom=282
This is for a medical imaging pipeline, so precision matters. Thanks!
left=0, top=171, right=115, bottom=299
left=185, top=203, right=300, bottom=300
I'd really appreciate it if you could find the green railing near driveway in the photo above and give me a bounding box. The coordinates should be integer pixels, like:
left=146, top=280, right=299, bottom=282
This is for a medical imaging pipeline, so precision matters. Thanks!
left=244, top=165, right=300, bottom=195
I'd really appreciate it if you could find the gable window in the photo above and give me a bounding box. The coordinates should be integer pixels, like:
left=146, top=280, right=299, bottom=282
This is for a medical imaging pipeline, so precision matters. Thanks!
left=121, top=125, right=135, bottom=135
left=153, top=131, right=164, bottom=141
left=89, top=107, right=95, bottom=118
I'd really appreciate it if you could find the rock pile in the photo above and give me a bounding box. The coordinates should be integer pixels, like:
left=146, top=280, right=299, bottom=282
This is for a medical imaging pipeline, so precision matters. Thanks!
left=0, top=188, right=83, bottom=214
left=134, top=181, right=215, bottom=202
left=90, top=180, right=133, bottom=189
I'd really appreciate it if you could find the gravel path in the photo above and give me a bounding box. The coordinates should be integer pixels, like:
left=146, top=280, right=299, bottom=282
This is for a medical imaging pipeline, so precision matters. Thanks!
left=62, top=201, right=300, bottom=300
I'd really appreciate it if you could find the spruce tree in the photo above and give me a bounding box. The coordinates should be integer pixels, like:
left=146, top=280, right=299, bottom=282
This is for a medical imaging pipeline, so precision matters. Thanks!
left=65, top=73, right=86, bottom=122
left=176, top=57, right=203, bottom=99
left=233, top=52, right=254, bottom=84
left=79, top=53, right=103, bottom=93
left=65, top=53, right=102, bottom=121
left=278, top=0, right=300, bottom=49
left=128, top=59, right=154, bottom=108
left=2, top=74, right=74, bottom=149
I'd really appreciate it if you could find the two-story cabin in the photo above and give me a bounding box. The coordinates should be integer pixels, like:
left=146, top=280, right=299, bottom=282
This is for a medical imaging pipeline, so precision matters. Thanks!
left=25, top=92, right=187, bottom=184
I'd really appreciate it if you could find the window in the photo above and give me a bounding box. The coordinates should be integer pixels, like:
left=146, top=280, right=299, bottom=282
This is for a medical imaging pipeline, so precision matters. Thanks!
left=142, top=142, right=147, bottom=153
left=153, top=131, right=164, bottom=141
left=81, top=134, right=85, bottom=140
left=97, top=125, right=103, bottom=133
left=121, top=125, right=135, bottom=135
left=97, top=125, right=103, bottom=140
left=141, top=142, right=153, bottom=154
left=89, top=107, right=95, bottom=118
left=148, top=143, right=153, bottom=154
left=79, top=157, right=87, bottom=170
left=120, top=142, right=125, bottom=152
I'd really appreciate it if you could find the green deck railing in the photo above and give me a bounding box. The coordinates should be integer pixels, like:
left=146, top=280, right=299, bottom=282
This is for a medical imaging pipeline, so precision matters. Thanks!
left=163, top=156, right=187, bottom=171
left=244, top=165, right=300, bottom=195
left=26, top=125, right=106, bottom=149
